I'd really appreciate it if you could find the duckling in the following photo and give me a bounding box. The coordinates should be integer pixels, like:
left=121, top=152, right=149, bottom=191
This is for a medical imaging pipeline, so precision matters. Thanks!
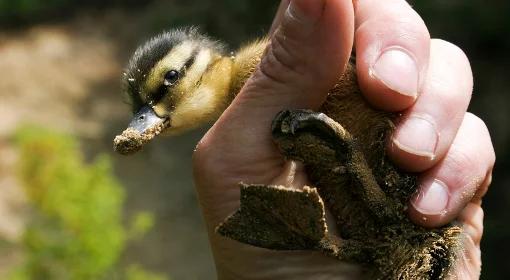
left=114, top=29, right=267, bottom=153
left=114, top=28, right=464, bottom=279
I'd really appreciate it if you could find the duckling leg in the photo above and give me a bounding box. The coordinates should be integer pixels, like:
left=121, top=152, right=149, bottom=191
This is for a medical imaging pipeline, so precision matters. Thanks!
left=271, top=109, right=398, bottom=222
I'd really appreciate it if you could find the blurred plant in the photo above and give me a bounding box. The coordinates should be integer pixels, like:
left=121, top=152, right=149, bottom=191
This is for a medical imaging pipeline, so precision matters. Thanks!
left=8, top=126, right=167, bottom=280
left=125, top=264, right=167, bottom=280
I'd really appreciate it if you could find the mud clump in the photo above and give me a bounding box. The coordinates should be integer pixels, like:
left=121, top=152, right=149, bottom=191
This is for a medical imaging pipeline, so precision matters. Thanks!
left=113, top=128, right=144, bottom=155
left=113, top=120, right=168, bottom=155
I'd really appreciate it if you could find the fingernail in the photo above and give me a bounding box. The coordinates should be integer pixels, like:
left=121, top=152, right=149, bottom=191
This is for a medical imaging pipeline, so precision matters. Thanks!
left=392, top=115, right=439, bottom=159
left=412, top=180, right=449, bottom=215
left=371, top=47, right=419, bottom=98
left=286, top=0, right=322, bottom=24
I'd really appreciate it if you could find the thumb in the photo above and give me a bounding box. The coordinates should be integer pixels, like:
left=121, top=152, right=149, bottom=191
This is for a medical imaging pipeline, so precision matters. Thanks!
left=193, top=0, right=354, bottom=225
left=196, top=0, right=354, bottom=187
left=235, top=0, right=354, bottom=114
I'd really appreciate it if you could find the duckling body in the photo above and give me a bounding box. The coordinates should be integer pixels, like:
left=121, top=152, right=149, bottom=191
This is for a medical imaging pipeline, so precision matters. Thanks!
left=114, top=29, right=463, bottom=279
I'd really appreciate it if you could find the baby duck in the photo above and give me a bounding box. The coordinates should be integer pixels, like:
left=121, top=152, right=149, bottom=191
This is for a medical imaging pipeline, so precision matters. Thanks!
left=114, top=28, right=267, bottom=153
left=114, top=28, right=463, bottom=279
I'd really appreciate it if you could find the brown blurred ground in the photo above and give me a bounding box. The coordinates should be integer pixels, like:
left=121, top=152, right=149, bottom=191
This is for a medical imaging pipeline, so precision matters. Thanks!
left=0, top=0, right=509, bottom=279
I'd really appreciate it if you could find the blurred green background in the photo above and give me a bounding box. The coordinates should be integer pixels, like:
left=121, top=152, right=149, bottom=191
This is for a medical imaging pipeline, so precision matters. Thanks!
left=0, top=0, right=508, bottom=279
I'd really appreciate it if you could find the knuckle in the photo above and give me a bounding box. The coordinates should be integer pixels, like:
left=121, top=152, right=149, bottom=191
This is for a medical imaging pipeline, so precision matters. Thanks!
left=460, top=203, right=484, bottom=245
left=465, top=112, right=488, bottom=133
left=432, top=39, right=473, bottom=86
left=258, top=50, right=288, bottom=85
left=447, top=144, right=478, bottom=180
left=355, top=12, right=430, bottom=69
left=358, top=15, right=429, bottom=43
left=477, top=172, right=492, bottom=200
left=356, top=0, right=415, bottom=21
left=257, top=34, right=307, bottom=84
left=465, top=113, right=496, bottom=165
left=443, top=113, right=495, bottom=191
left=432, top=39, right=469, bottom=63
left=356, top=0, right=429, bottom=40
left=422, top=41, right=473, bottom=114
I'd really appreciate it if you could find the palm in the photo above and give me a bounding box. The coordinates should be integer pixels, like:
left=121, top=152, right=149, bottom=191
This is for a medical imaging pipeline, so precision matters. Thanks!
left=195, top=100, right=305, bottom=226
left=195, top=107, right=366, bottom=278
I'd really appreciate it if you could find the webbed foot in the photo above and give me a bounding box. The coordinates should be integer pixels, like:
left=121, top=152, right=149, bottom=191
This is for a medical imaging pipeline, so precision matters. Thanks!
left=216, top=183, right=370, bottom=261
left=216, top=183, right=327, bottom=250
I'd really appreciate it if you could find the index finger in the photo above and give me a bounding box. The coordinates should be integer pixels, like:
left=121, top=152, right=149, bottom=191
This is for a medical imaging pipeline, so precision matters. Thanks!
left=354, top=0, right=430, bottom=111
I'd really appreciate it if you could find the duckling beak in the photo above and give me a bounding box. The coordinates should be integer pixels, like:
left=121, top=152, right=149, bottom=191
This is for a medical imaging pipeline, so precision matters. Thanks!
left=129, top=105, right=168, bottom=135
left=113, top=106, right=170, bottom=155
left=113, top=105, right=170, bottom=155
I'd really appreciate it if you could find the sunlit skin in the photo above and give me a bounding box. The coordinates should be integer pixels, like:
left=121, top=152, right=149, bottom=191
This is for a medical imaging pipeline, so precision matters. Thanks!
left=122, top=0, right=494, bottom=278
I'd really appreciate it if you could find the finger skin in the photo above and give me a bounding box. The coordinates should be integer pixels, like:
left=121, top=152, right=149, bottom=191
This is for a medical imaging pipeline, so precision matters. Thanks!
left=409, top=113, right=495, bottom=227
left=458, top=203, right=484, bottom=247
left=269, top=0, right=291, bottom=34
left=389, top=39, right=473, bottom=172
left=448, top=202, right=483, bottom=280
left=193, top=1, right=360, bottom=278
left=354, top=0, right=430, bottom=111
left=245, top=0, right=354, bottom=109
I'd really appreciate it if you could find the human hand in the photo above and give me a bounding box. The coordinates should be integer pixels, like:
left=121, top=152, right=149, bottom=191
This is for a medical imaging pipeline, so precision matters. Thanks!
left=192, top=0, right=495, bottom=279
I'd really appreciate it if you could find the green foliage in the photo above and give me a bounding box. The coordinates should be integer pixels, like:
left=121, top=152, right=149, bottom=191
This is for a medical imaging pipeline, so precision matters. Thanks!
left=125, top=264, right=167, bottom=280
left=10, top=126, right=167, bottom=280
left=128, top=212, right=155, bottom=241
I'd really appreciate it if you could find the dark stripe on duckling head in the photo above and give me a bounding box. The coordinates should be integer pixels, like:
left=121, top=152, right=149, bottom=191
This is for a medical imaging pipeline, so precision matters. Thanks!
left=183, top=48, right=198, bottom=72
left=124, top=30, right=188, bottom=112
left=123, top=28, right=225, bottom=114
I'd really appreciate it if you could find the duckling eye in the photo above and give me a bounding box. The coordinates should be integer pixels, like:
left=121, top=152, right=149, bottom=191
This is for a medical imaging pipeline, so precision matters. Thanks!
left=164, top=70, right=179, bottom=86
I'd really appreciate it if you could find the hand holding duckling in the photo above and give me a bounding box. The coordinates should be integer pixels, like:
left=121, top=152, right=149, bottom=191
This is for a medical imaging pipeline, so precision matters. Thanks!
left=191, top=0, right=493, bottom=279
left=114, top=0, right=494, bottom=278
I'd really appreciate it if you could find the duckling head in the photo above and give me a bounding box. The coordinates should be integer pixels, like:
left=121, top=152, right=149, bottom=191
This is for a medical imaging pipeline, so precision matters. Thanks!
left=115, top=28, right=234, bottom=154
